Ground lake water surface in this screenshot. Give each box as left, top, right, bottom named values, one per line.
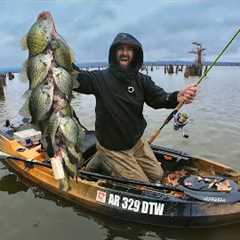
left=0, top=67, right=240, bottom=240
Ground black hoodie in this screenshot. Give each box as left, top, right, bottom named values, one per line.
left=74, top=32, right=179, bottom=151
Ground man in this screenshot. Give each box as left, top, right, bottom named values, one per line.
left=72, top=32, right=197, bottom=182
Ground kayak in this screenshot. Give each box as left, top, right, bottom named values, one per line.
left=0, top=122, right=240, bottom=228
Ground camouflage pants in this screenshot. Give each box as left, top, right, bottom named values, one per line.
left=96, top=138, right=163, bottom=182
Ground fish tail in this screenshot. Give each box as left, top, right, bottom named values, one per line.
left=59, top=178, right=70, bottom=192
left=21, top=34, right=28, bottom=50
left=19, top=60, right=29, bottom=83
left=19, top=95, right=31, bottom=118
left=22, top=89, right=32, bottom=99
left=69, top=47, right=75, bottom=63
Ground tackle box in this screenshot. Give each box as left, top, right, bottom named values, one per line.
left=13, top=128, right=41, bottom=146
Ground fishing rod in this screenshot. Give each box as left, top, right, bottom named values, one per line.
left=1, top=152, right=240, bottom=203
left=148, top=27, right=240, bottom=144
left=78, top=170, right=240, bottom=203
left=0, top=153, right=51, bottom=168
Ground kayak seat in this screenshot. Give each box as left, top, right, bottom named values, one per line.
left=151, top=145, right=191, bottom=171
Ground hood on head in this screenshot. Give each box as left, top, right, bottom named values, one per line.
left=108, top=32, right=143, bottom=70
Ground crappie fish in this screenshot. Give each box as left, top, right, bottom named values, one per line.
left=52, top=98, right=83, bottom=131
left=66, top=144, right=83, bottom=165
left=29, top=81, right=54, bottom=124
left=61, top=146, right=78, bottom=177
left=20, top=11, right=84, bottom=192
left=52, top=93, right=74, bottom=114
left=41, top=107, right=71, bottom=158
left=44, top=111, right=61, bottom=152
left=23, top=11, right=56, bottom=57
left=58, top=116, right=80, bottom=145
left=60, top=102, right=74, bottom=117
left=50, top=96, right=82, bottom=133
left=26, top=50, right=53, bottom=90
left=52, top=67, right=72, bottom=100
left=51, top=36, right=74, bottom=72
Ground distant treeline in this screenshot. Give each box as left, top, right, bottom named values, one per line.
left=144, top=61, right=240, bottom=66
left=75, top=61, right=240, bottom=68
left=0, top=61, right=239, bottom=73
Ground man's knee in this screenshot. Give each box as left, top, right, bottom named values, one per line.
left=148, top=165, right=164, bottom=182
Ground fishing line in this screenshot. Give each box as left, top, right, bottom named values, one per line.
left=148, top=27, right=240, bottom=144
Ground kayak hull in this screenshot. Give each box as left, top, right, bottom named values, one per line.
left=1, top=129, right=240, bottom=228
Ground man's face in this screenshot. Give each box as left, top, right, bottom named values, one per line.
left=116, top=44, right=134, bottom=69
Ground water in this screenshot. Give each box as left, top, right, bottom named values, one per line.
left=0, top=67, right=240, bottom=240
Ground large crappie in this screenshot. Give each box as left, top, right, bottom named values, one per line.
left=58, top=116, right=83, bottom=145
left=61, top=146, right=78, bottom=177
left=43, top=111, right=61, bottom=153
left=66, top=144, right=83, bottom=166
left=43, top=107, right=83, bottom=152
left=23, top=11, right=56, bottom=57
left=52, top=67, right=72, bottom=100
left=26, top=50, right=53, bottom=90
left=51, top=36, right=74, bottom=72
left=29, top=81, right=54, bottom=124
left=53, top=96, right=74, bottom=116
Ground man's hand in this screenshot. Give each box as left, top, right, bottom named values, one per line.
left=177, top=84, right=197, bottom=104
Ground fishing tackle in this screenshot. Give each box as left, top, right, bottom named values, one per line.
left=173, top=112, right=190, bottom=138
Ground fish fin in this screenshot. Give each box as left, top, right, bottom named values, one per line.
left=21, top=34, right=28, bottom=50
left=18, top=95, right=31, bottom=118
left=63, top=151, right=78, bottom=177
left=50, top=38, right=57, bottom=49
left=72, top=62, right=80, bottom=71
left=69, top=47, right=75, bottom=63
left=40, top=136, right=48, bottom=151
left=67, top=144, right=82, bottom=163
left=72, top=107, right=88, bottom=132
left=19, top=60, right=29, bottom=83
left=22, top=89, right=31, bottom=99
left=59, top=178, right=70, bottom=192
left=72, top=71, right=80, bottom=89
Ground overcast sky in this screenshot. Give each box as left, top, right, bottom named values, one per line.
left=0, top=0, right=240, bottom=67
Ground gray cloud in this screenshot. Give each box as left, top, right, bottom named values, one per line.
left=0, top=0, right=239, bottom=68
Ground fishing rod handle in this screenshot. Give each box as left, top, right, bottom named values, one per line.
left=148, top=129, right=161, bottom=144
left=147, top=101, right=184, bottom=144
left=176, top=100, right=184, bottom=111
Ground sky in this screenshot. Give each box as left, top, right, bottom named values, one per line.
left=0, top=0, right=240, bottom=68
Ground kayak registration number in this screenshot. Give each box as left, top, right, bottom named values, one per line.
left=96, top=191, right=165, bottom=216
